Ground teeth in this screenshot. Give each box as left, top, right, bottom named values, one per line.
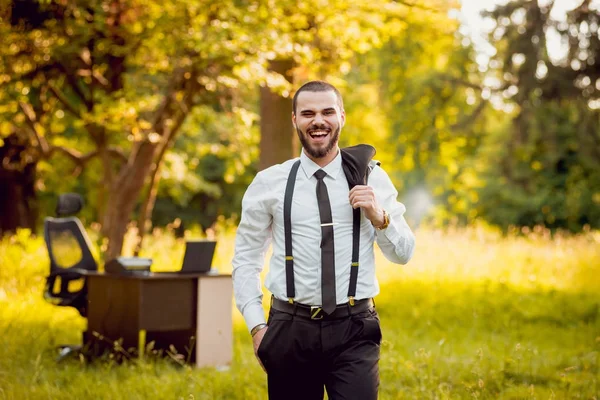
left=310, top=131, right=328, bottom=136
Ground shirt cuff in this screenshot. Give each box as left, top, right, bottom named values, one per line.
left=243, top=302, right=267, bottom=333
left=376, top=217, right=400, bottom=243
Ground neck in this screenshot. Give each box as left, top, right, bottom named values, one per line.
left=304, top=146, right=340, bottom=168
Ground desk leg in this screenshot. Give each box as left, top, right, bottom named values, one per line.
left=138, top=329, right=146, bottom=359
left=195, top=276, right=232, bottom=369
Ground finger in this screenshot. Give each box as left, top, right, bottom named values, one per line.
left=350, top=198, right=374, bottom=208
left=351, top=192, right=374, bottom=201
left=349, top=188, right=375, bottom=202
left=350, top=201, right=372, bottom=210
left=349, top=190, right=374, bottom=202
left=349, top=185, right=373, bottom=195
left=349, top=194, right=375, bottom=207
left=352, top=201, right=377, bottom=210
left=349, top=185, right=371, bottom=192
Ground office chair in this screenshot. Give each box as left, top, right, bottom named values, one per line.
left=43, top=193, right=97, bottom=359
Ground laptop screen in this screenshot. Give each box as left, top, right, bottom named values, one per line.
left=180, top=240, right=216, bottom=273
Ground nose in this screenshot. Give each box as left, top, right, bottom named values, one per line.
left=314, top=113, right=324, bottom=124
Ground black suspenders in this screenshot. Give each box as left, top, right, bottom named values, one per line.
left=283, top=160, right=301, bottom=303
left=283, top=159, right=364, bottom=305
left=347, top=207, right=360, bottom=305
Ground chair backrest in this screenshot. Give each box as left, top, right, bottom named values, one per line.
left=44, top=217, right=98, bottom=274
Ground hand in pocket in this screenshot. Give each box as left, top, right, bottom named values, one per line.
left=253, top=326, right=269, bottom=372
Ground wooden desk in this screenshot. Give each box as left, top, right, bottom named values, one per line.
left=85, top=271, right=232, bottom=368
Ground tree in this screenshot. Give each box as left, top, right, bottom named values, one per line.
left=259, top=59, right=297, bottom=170
left=1, top=0, right=288, bottom=258
left=1, top=0, right=438, bottom=258
left=477, top=0, right=600, bottom=231
left=256, top=1, right=436, bottom=170
left=0, top=133, right=37, bottom=234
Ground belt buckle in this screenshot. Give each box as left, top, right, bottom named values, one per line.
left=310, top=306, right=324, bottom=320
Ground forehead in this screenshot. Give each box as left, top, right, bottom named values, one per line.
left=296, top=90, right=339, bottom=112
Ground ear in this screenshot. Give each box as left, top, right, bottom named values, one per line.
left=340, top=109, right=346, bottom=127
left=291, top=112, right=296, bottom=128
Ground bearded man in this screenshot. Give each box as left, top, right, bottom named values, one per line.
left=232, top=80, right=416, bottom=400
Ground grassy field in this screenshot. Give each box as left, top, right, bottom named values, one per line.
left=0, top=225, right=599, bottom=399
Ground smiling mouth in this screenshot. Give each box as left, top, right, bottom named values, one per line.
left=308, top=129, right=330, bottom=138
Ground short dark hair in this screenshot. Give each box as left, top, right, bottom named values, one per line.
left=292, top=80, right=344, bottom=114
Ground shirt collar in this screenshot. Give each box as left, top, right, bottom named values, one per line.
left=300, top=149, right=342, bottom=180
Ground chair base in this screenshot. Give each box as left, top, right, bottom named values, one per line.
left=56, top=344, right=83, bottom=362
left=54, top=331, right=90, bottom=362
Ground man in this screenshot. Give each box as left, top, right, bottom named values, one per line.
left=232, top=80, right=415, bottom=399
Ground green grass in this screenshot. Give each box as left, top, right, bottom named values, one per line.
left=1, top=225, right=599, bottom=399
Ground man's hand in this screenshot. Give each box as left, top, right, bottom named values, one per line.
left=253, top=326, right=268, bottom=372
left=349, top=185, right=385, bottom=227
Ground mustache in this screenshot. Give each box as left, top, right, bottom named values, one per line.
left=307, top=124, right=330, bottom=133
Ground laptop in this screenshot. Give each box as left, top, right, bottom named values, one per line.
left=180, top=240, right=217, bottom=273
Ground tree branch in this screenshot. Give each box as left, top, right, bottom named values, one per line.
left=48, top=82, right=82, bottom=118
left=18, top=101, right=50, bottom=155
left=437, top=74, right=485, bottom=91
left=92, top=69, right=110, bottom=87
left=48, top=145, right=84, bottom=164
left=436, top=74, right=507, bottom=93
left=151, top=68, right=186, bottom=131
left=75, top=147, right=128, bottom=165
left=58, top=62, right=93, bottom=110
left=14, top=101, right=127, bottom=176
left=134, top=71, right=203, bottom=254
left=46, top=146, right=127, bottom=177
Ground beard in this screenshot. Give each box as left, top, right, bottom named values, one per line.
left=296, top=123, right=340, bottom=160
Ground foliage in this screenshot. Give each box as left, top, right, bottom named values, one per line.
left=340, top=1, right=488, bottom=227
left=2, top=0, right=599, bottom=239
left=341, top=0, right=600, bottom=232
left=1, top=226, right=599, bottom=398
left=152, top=105, right=260, bottom=231
left=476, top=0, right=600, bottom=232
left=1, top=0, right=289, bottom=256
left=0, top=0, right=426, bottom=256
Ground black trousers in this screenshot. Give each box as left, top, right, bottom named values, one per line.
left=256, top=306, right=382, bottom=400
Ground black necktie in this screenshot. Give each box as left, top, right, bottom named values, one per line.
left=314, top=169, right=336, bottom=314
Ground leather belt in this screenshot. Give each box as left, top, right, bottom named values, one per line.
left=270, top=296, right=374, bottom=320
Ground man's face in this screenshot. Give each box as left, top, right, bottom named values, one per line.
left=292, top=90, right=345, bottom=160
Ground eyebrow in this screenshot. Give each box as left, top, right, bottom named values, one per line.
left=299, top=107, right=337, bottom=114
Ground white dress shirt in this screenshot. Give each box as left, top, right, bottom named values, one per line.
left=232, top=150, right=416, bottom=331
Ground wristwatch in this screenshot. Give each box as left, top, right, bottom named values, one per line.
left=375, top=209, right=390, bottom=230
left=251, top=323, right=268, bottom=337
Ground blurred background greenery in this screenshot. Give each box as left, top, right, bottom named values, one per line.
left=2, top=0, right=598, bottom=258
left=1, top=1, right=600, bottom=398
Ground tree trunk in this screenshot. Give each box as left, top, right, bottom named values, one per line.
left=0, top=135, right=38, bottom=235
left=259, top=59, right=298, bottom=170
left=100, top=69, right=197, bottom=260
left=132, top=150, right=164, bottom=257
left=102, top=140, right=158, bottom=260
